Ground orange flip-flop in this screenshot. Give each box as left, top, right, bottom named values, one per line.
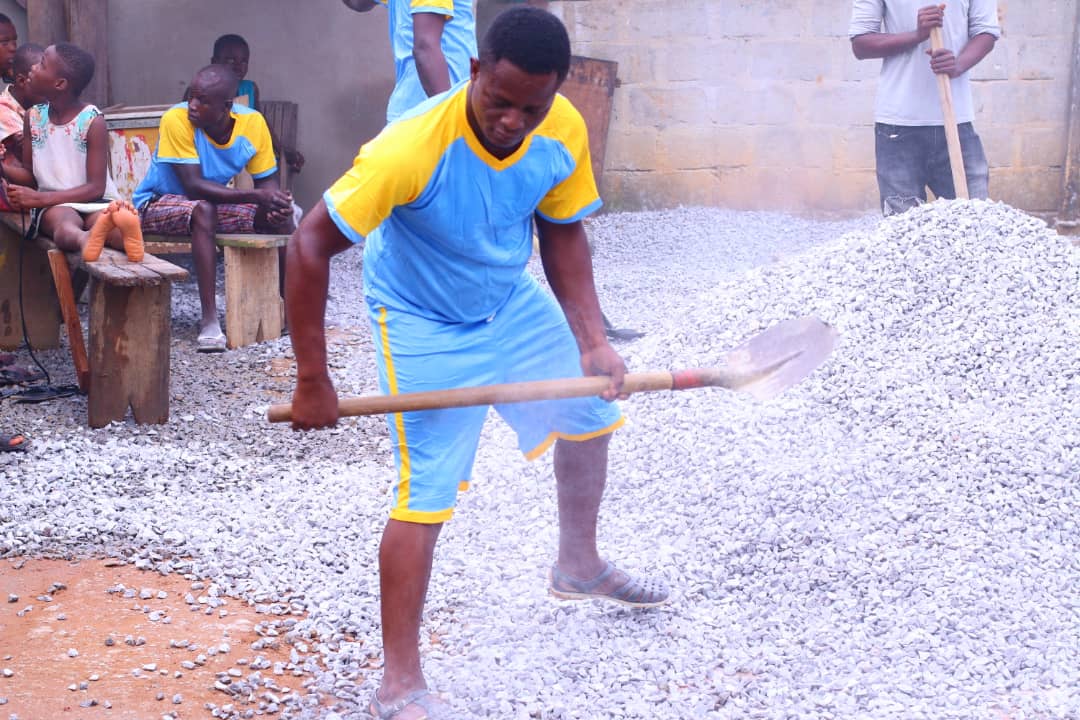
left=1, top=433, right=28, bottom=452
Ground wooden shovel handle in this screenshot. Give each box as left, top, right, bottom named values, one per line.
left=929, top=25, right=969, bottom=199
left=266, top=368, right=733, bottom=423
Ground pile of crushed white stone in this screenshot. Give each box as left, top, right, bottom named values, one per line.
left=1, top=199, right=1077, bottom=719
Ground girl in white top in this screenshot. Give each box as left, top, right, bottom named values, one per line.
left=1, top=42, right=142, bottom=261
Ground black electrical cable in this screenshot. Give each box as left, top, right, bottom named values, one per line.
left=3, top=165, right=81, bottom=404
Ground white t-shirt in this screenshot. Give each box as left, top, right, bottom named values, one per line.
left=850, top=0, right=1000, bottom=126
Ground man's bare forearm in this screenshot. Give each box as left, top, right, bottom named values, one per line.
left=286, top=203, right=356, bottom=384
left=955, top=33, right=996, bottom=75
left=537, top=218, right=607, bottom=353
left=851, top=31, right=924, bottom=60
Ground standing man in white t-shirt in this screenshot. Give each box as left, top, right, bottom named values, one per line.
left=850, top=2, right=1000, bottom=215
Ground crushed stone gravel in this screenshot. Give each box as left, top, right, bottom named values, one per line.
left=1, top=200, right=1077, bottom=719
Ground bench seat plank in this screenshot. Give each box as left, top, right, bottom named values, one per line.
left=215, top=233, right=289, bottom=249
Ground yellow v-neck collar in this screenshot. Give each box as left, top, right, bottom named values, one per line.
left=204, top=111, right=239, bottom=149
left=460, top=84, right=533, bottom=171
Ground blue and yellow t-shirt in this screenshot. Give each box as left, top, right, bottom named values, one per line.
left=380, top=0, right=477, bottom=123
left=132, top=103, right=277, bottom=208
left=325, top=83, right=601, bottom=324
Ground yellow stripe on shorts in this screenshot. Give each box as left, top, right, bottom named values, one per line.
left=377, top=307, right=414, bottom=513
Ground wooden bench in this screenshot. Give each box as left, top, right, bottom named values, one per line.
left=0, top=213, right=189, bottom=428
left=142, top=232, right=287, bottom=349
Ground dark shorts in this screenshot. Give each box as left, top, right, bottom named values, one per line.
left=138, top=194, right=257, bottom=235
left=874, top=122, right=990, bottom=216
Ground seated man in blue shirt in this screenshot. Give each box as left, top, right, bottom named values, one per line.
left=133, top=65, right=293, bottom=352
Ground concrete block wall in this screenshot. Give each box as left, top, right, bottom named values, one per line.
left=552, top=0, right=1077, bottom=215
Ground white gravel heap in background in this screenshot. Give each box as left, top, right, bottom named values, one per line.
left=1, top=200, right=1077, bottom=719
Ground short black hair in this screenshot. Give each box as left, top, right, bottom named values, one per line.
left=212, top=33, right=249, bottom=58
left=195, top=64, right=240, bottom=101
left=14, top=43, right=44, bottom=77
left=0, top=13, right=12, bottom=27
left=53, top=43, right=95, bottom=96
left=479, top=6, right=571, bottom=83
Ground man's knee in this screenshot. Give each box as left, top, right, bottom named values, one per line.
left=874, top=124, right=927, bottom=216
left=190, top=200, right=215, bottom=233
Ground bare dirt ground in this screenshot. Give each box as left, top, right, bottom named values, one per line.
left=0, top=558, right=321, bottom=720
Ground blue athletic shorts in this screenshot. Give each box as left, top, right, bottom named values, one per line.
left=367, top=274, right=624, bottom=524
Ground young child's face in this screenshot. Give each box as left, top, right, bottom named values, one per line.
left=28, top=46, right=64, bottom=100
left=0, top=23, right=18, bottom=80
left=213, top=43, right=249, bottom=82
left=15, top=53, right=45, bottom=105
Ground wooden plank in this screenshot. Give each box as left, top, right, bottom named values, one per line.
left=1059, top=4, right=1080, bottom=232
left=0, top=224, right=62, bottom=351
left=27, top=0, right=67, bottom=45
left=261, top=101, right=298, bottom=151
left=261, top=101, right=298, bottom=190
left=224, top=245, right=283, bottom=348
left=66, top=0, right=110, bottom=108
left=83, top=248, right=187, bottom=284
left=84, top=250, right=164, bottom=286
left=559, top=55, right=619, bottom=188
left=148, top=232, right=289, bottom=250
left=87, top=280, right=172, bottom=427
left=139, top=254, right=190, bottom=281
left=145, top=240, right=196, bottom=256
left=216, top=233, right=290, bottom=249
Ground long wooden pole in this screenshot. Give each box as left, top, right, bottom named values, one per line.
left=929, top=26, right=969, bottom=199
left=1058, top=2, right=1080, bottom=235
left=268, top=317, right=839, bottom=423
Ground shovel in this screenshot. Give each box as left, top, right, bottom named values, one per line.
left=267, top=317, right=837, bottom=423
left=930, top=18, right=969, bottom=199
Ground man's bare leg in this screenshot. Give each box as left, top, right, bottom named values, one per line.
left=375, top=519, right=442, bottom=720
left=554, top=435, right=611, bottom=580
left=189, top=200, right=221, bottom=336
left=553, top=434, right=667, bottom=600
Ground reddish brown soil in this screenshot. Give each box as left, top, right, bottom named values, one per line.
left=0, top=558, right=321, bottom=720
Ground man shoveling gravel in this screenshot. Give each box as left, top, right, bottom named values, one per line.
left=285, top=8, right=667, bottom=718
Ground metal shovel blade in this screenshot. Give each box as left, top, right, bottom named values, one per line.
left=720, top=317, right=838, bottom=400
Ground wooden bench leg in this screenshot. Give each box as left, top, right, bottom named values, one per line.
left=46, top=249, right=91, bottom=393
left=87, top=279, right=172, bottom=428
left=0, top=229, right=61, bottom=350
left=223, top=245, right=282, bottom=349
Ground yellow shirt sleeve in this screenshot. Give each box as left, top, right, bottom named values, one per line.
left=243, top=112, right=278, bottom=179
left=156, top=107, right=199, bottom=162
left=324, top=121, right=434, bottom=243
left=536, top=97, right=601, bottom=222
